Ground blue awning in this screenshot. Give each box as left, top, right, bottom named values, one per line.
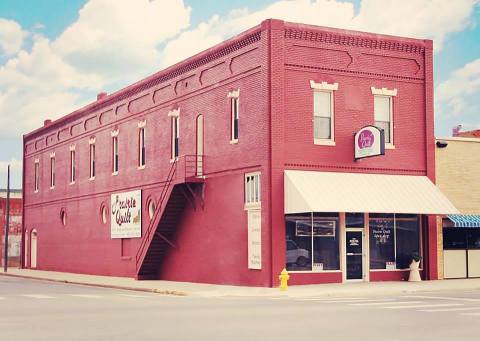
left=447, top=214, right=480, bottom=228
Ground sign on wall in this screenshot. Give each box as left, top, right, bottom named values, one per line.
left=247, top=209, right=262, bottom=270
left=111, top=190, right=142, bottom=239
left=354, top=125, right=385, bottom=160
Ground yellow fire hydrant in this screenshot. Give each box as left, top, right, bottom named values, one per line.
left=279, top=268, right=290, bottom=291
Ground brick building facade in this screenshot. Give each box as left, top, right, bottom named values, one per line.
left=22, top=20, right=456, bottom=286
left=1, top=189, right=22, bottom=268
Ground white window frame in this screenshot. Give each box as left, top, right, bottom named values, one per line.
left=50, top=153, right=55, bottom=189
left=34, top=159, right=39, bottom=192
left=168, top=109, right=180, bottom=162
left=69, top=145, right=76, bottom=184
left=89, top=138, right=96, bottom=180
left=228, top=89, right=240, bottom=144
left=372, top=86, right=397, bottom=149
left=244, top=172, right=261, bottom=209
left=111, top=130, right=119, bottom=175
left=310, top=80, right=337, bottom=146
left=138, top=120, right=146, bottom=169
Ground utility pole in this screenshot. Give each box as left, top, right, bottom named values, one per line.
left=3, top=165, right=10, bottom=272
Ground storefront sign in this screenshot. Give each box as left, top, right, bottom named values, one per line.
left=247, top=209, right=262, bottom=270
left=354, top=125, right=385, bottom=160
left=111, top=190, right=142, bottom=239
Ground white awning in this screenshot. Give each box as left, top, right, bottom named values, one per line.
left=285, top=170, right=459, bottom=215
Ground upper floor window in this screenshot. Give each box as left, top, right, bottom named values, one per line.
left=245, top=172, right=261, bottom=207
left=138, top=121, right=146, bottom=168
left=34, top=159, right=39, bottom=192
left=168, top=109, right=180, bottom=160
left=228, top=89, right=240, bottom=143
left=311, top=80, right=338, bottom=146
left=69, top=146, right=76, bottom=184
left=89, top=138, right=96, bottom=179
left=50, top=153, right=55, bottom=188
left=372, top=87, right=397, bottom=146
left=111, top=130, right=119, bottom=174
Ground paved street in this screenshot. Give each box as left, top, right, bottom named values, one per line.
left=2, top=276, right=480, bottom=340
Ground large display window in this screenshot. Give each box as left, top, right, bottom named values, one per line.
left=369, top=214, right=420, bottom=270
left=285, top=213, right=339, bottom=271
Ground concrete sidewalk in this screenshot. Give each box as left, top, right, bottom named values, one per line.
left=2, top=268, right=480, bottom=298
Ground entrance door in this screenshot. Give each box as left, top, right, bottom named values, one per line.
left=196, top=114, right=203, bottom=176
left=30, top=229, right=37, bottom=269
left=346, top=230, right=363, bottom=280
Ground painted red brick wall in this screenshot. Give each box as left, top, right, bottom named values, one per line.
left=23, top=24, right=271, bottom=285
left=23, top=19, right=436, bottom=286
left=268, top=21, right=435, bottom=285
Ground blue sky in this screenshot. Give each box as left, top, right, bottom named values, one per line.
left=0, top=0, right=479, bottom=188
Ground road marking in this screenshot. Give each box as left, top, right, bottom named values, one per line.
left=350, top=300, right=423, bottom=306
left=117, top=294, right=150, bottom=298
left=22, top=294, right=55, bottom=299
left=321, top=299, right=395, bottom=304
left=402, top=295, right=480, bottom=303
left=0, top=297, right=5, bottom=300
left=69, top=294, right=103, bottom=299
left=295, top=297, right=370, bottom=302
left=420, top=307, right=480, bottom=313
left=384, top=303, right=463, bottom=310
left=461, top=312, right=480, bottom=316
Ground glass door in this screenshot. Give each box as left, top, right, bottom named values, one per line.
left=346, top=230, right=363, bottom=280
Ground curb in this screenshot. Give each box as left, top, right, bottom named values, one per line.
left=0, top=272, right=189, bottom=297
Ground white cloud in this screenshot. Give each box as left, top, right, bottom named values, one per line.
left=160, top=0, right=478, bottom=67
left=0, top=0, right=478, bottom=140
left=53, top=0, right=191, bottom=81
left=436, top=58, right=480, bottom=125
left=0, top=18, right=28, bottom=56
left=0, top=0, right=191, bottom=137
left=0, top=157, right=22, bottom=181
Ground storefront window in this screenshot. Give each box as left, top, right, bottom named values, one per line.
left=443, top=228, right=467, bottom=249
left=346, top=213, right=364, bottom=228
left=285, top=213, right=339, bottom=271
left=395, top=214, right=420, bottom=269
left=369, top=214, right=395, bottom=269
left=467, top=230, right=480, bottom=250
left=369, top=214, right=421, bottom=270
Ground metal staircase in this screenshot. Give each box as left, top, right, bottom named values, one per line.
left=135, top=155, right=204, bottom=280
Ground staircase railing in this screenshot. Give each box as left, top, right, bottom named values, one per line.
left=135, top=159, right=178, bottom=270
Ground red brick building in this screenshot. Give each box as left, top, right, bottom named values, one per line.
left=22, top=20, right=457, bottom=286
left=1, top=189, right=22, bottom=268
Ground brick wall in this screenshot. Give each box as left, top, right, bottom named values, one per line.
left=435, top=138, right=480, bottom=214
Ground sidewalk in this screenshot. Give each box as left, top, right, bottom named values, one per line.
left=2, top=268, right=480, bottom=298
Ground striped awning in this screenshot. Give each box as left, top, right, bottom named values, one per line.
left=447, top=214, right=480, bottom=228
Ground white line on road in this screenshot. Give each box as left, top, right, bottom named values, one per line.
left=461, top=312, right=480, bottom=316
left=420, top=307, right=480, bottom=313
left=117, top=294, right=150, bottom=298
left=384, top=303, right=463, bottom=310
left=0, top=297, right=5, bottom=300
left=69, top=294, right=103, bottom=298
left=295, top=297, right=370, bottom=302
left=350, top=300, right=423, bottom=306
left=22, top=294, right=55, bottom=299
left=321, top=299, right=396, bottom=304
left=402, top=295, right=480, bottom=303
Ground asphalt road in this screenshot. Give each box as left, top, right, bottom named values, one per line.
left=2, top=276, right=480, bottom=341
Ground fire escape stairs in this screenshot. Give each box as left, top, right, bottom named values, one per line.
left=135, top=155, right=204, bottom=280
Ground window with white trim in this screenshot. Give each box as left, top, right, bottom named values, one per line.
left=89, top=142, right=95, bottom=179
left=372, top=86, right=397, bottom=145
left=34, top=160, right=39, bottom=192
left=70, top=149, right=76, bottom=183
left=228, top=89, right=240, bottom=143
left=171, top=116, right=179, bottom=160
left=112, top=135, right=119, bottom=174
left=245, top=172, right=261, bottom=206
left=231, top=97, right=239, bottom=141
left=139, top=126, right=146, bottom=167
left=311, top=81, right=337, bottom=145
left=50, top=155, right=55, bottom=188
